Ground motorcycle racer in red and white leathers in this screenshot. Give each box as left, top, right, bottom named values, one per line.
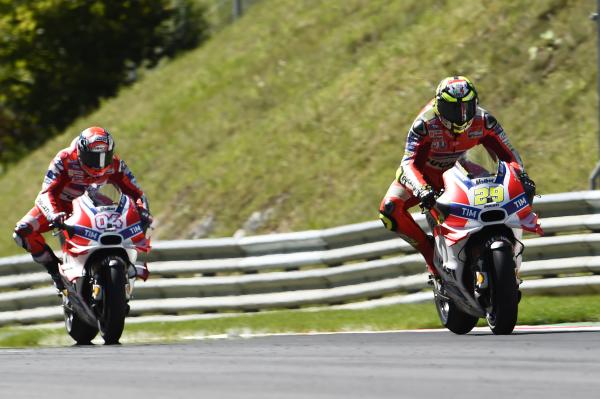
left=379, top=76, right=536, bottom=275
left=12, top=127, right=152, bottom=292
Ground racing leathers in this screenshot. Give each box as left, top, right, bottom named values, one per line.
left=379, top=101, right=526, bottom=274
left=13, top=139, right=149, bottom=269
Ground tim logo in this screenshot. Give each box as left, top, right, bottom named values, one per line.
left=461, top=207, right=478, bottom=218
left=514, top=196, right=528, bottom=209
left=83, top=229, right=98, bottom=240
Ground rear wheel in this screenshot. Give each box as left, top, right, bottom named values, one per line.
left=97, top=257, right=128, bottom=345
left=434, top=289, right=478, bottom=335
left=486, top=247, right=519, bottom=335
left=64, top=278, right=98, bottom=344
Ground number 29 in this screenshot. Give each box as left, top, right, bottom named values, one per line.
left=474, top=186, right=504, bottom=205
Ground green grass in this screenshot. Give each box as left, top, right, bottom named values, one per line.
left=0, top=0, right=597, bottom=256
left=1, top=295, right=599, bottom=348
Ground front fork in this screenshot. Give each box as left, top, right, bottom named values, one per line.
left=89, top=262, right=127, bottom=314
left=91, top=261, right=149, bottom=303
left=472, top=237, right=522, bottom=307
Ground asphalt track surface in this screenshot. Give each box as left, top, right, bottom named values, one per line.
left=1, top=326, right=599, bottom=399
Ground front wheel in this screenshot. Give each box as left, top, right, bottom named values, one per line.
left=434, top=289, right=478, bottom=335
left=97, top=256, right=128, bottom=345
left=486, top=247, right=519, bottom=335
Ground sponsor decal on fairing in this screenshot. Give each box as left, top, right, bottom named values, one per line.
left=502, top=193, right=529, bottom=215
left=72, top=225, right=101, bottom=241
left=120, top=223, right=144, bottom=239
left=448, top=204, right=481, bottom=220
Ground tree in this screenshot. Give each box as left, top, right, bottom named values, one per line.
left=0, top=0, right=208, bottom=169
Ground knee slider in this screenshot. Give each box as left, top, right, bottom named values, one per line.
left=13, top=223, right=33, bottom=250
left=379, top=199, right=399, bottom=232
left=13, top=231, right=28, bottom=251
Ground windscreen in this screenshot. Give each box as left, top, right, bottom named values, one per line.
left=86, top=183, right=122, bottom=206
left=456, top=147, right=500, bottom=178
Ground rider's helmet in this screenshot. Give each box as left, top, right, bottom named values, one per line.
left=76, top=127, right=115, bottom=177
left=433, top=76, right=478, bottom=134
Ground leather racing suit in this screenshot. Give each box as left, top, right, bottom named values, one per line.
left=13, top=138, right=149, bottom=265
left=379, top=101, right=525, bottom=273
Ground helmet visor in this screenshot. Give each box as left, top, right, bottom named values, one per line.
left=79, top=149, right=113, bottom=170
left=437, top=99, right=477, bottom=124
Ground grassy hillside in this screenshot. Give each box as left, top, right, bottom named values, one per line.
left=0, top=0, right=596, bottom=256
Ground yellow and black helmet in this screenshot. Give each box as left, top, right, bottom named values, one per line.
left=433, top=76, right=478, bottom=134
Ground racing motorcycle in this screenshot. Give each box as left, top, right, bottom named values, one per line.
left=53, top=183, right=150, bottom=344
left=426, top=150, right=542, bottom=335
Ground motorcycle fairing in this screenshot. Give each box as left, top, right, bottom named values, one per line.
left=435, top=161, right=542, bottom=246
left=433, top=232, right=487, bottom=318
left=60, top=189, right=151, bottom=282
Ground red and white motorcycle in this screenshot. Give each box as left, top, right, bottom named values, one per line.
left=54, top=183, right=150, bottom=344
left=428, top=150, right=542, bottom=335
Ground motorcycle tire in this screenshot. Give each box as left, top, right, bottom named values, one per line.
left=486, top=246, right=519, bottom=335
left=434, top=291, right=478, bottom=335
left=64, top=278, right=99, bottom=344
left=97, top=256, right=128, bottom=345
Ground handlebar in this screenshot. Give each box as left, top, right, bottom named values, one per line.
left=51, top=221, right=75, bottom=236
left=418, top=189, right=444, bottom=214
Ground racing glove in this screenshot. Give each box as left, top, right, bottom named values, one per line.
left=138, top=207, right=153, bottom=230
left=519, top=173, right=536, bottom=204
left=47, top=212, right=66, bottom=228
left=417, top=187, right=437, bottom=211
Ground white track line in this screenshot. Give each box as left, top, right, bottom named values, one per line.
left=182, top=323, right=600, bottom=340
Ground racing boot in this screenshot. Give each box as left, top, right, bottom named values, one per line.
left=43, top=261, right=65, bottom=294
left=36, top=246, right=65, bottom=295
left=421, top=235, right=438, bottom=276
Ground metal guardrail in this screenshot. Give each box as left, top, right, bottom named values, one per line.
left=2, top=191, right=599, bottom=274
left=3, top=231, right=600, bottom=288
left=1, top=250, right=598, bottom=313
left=1, top=272, right=599, bottom=326
left=0, top=191, right=599, bottom=326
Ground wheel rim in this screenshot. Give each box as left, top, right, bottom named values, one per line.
left=435, top=295, right=450, bottom=324
left=486, top=311, right=497, bottom=328
left=64, top=295, right=74, bottom=332
left=65, top=310, right=74, bottom=332
left=485, top=300, right=496, bottom=327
